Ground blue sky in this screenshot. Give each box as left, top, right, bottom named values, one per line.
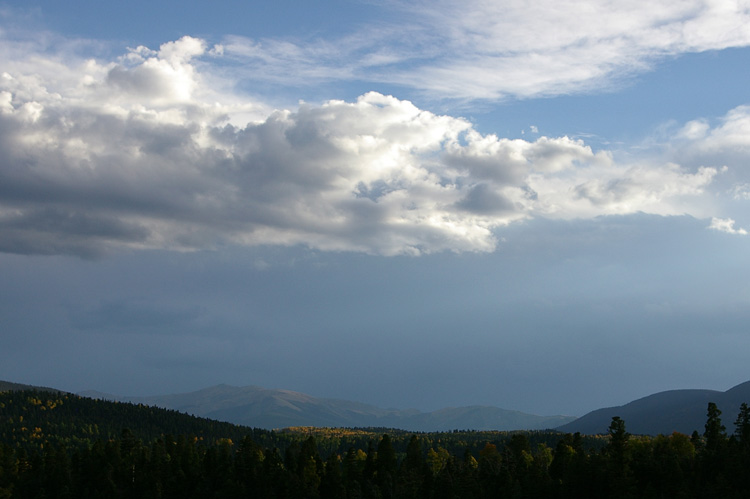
left=1, top=0, right=750, bottom=417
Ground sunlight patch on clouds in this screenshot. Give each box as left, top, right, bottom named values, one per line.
left=0, top=37, right=737, bottom=257
left=106, top=37, right=205, bottom=104
left=530, top=164, right=719, bottom=219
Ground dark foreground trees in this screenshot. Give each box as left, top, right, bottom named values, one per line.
left=2, top=395, right=750, bottom=498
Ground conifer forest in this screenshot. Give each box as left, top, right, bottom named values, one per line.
left=1, top=390, right=750, bottom=498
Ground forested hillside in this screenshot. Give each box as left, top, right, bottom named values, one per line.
left=0, top=390, right=266, bottom=451
left=0, top=381, right=65, bottom=393
left=2, top=390, right=750, bottom=498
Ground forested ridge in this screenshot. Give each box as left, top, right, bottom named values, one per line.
left=1, top=390, right=750, bottom=498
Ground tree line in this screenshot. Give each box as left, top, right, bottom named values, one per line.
left=1, top=390, right=750, bottom=497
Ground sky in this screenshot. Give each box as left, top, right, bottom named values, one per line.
left=1, top=0, right=750, bottom=418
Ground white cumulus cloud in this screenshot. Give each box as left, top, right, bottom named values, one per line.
left=0, top=36, right=734, bottom=257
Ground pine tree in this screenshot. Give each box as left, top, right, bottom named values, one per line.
left=733, top=402, right=750, bottom=448
left=704, top=402, right=726, bottom=454
left=605, top=416, right=633, bottom=499
left=377, top=434, right=397, bottom=498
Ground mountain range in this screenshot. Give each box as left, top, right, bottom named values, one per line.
left=80, top=384, right=574, bottom=432
left=6, top=379, right=750, bottom=435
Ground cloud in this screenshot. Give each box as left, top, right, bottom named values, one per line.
left=674, top=106, right=750, bottom=159
left=219, top=0, right=750, bottom=101
left=106, top=37, right=205, bottom=103
left=664, top=105, right=750, bottom=212
left=732, top=184, right=750, bottom=200
left=401, top=0, right=750, bottom=100
left=709, top=217, right=748, bottom=235
left=0, top=36, right=733, bottom=257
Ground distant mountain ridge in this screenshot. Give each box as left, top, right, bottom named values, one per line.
left=79, top=384, right=575, bottom=431
left=556, top=380, right=750, bottom=436
left=14, top=378, right=750, bottom=435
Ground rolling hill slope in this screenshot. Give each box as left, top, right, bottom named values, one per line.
left=557, top=380, right=750, bottom=435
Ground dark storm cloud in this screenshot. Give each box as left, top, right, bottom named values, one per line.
left=69, top=301, right=203, bottom=334
left=2, top=215, right=750, bottom=414
left=0, top=207, right=149, bottom=258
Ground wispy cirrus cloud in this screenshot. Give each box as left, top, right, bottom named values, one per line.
left=218, top=0, right=750, bottom=101
left=398, top=0, right=750, bottom=100
left=0, top=34, right=737, bottom=257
